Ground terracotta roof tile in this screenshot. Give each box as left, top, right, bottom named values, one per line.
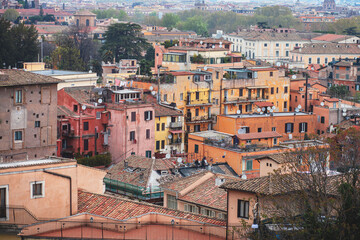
left=78, top=190, right=226, bottom=226
left=292, top=43, right=360, bottom=55
left=0, top=69, right=62, bottom=87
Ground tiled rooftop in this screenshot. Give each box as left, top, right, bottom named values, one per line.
left=292, top=43, right=360, bottom=55
left=0, top=69, right=62, bottom=87
left=78, top=190, right=226, bottom=226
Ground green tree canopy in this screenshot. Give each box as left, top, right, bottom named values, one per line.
left=3, top=9, right=19, bottom=22
left=0, top=18, right=15, bottom=67
left=101, top=23, right=150, bottom=62
left=161, top=13, right=180, bottom=29
left=10, top=23, right=39, bottom=63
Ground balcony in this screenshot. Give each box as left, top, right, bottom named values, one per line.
left=186, top=115, right=214, bottom=123
left=223, top=96, right=269, bottom=104
left=169, top=121, right=182, bottom=129
left=169, top=138, right=182, bottom=145
left=62, top=129, right=75, bottom=137
left=186, top=99, right=212, bottom=107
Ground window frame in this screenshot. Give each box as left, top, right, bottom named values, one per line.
left=14, top=130, right=23, bottom=142
left=15, top=89, right=23, bottom=104
left=30, top=181, right=45, bottom=199
left=237, top=200, right=249, bottom=219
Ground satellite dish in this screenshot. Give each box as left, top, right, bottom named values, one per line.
left=261, top=107, right=265, bottom=112
left=238, top=128, right=245, bottom=134
left=151, top=91, right=156, bottom=95
left=272, top=106, right=276, bottom=110
left=241, top=174, right=247, bottom=180
left=260, top=112, right=264, bottom=115
left=204, top=66, right=208, bottom=71
left=267, top=107, right=271, bottom=111
left=168, top=134, right=173, bottom=139
left=165, top=153, right=171, bottom=159
left=295, top=108, right=299, bottom=113
left=81, top=105, right=87, bottom=110
left=149, top=86, right=153, bottom=91
left=270, top=109, right=274, bottom=113
left=98, top=91, right=103, bottom=95
left=98, top=98, right=103, bottom=104
left=200, top=41, right=203, bottom=45
left=320, top=102, right=324, bottom=106
left=257, top=108, right=261, bottom=112
left=177, top=158, right=182, bottom=163
left=292, top=75, right=297, bottom=80
left=212, top=45, right=215, bottom=49
left=276, top=62, right=281, bottom=67
left=236, top=110, right=241, bottom=114
left=297, top=105, right=302, bottom=109
left=219, top=41, right=223, bottom=45
left=343, top=108, right=347, bottom=112
left=342, top=112, right=346, bottom=116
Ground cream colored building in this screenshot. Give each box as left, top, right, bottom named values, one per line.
left=23, top=62, right=45, bottom=71
left=223, top=32, right=310, bottom=63
left=32, top=70, right=98, bottom=90
left=290, top=43, right=360, bottom=68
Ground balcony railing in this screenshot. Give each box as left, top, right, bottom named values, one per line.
left=169, top=122, right=182, bottom=128
left=186, top=115, right=213, bottom=122
left=186, top=99, right=212, bottom=106
left=169, top=138, right=182, bottom=145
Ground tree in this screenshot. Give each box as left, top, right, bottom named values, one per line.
left=3, top=9, right=19, bottom=22
left=162, top=40, right=179, bottom=49
left=11, top=23, right=39, bottom=63
left=161, top=13, right=180, bottom=29
left=343, top=26, right=358, bottom=36
left=51, top=46, right=85, bottom=71
left=101, top=23, right=150, bottom=62
left=328, top=85, right=350, bottom=98
left=0, top=18, right=15, bottom=67
left=24, top=0, right=29, bottom=9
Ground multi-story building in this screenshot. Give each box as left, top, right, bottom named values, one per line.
left=0, top=70, right=61, bottom=161
left=312, top=34, right=360, bottom=44
left=221, top=67, right=290, bottom=114
left=106, top=88, right=155, bottom=162
left=299, top=16, right=336, bottom=31
left=223, top=32, right=310, bottom=63
left=57, top=87, right=110, bottom=158
left=326, top=59, right=360, bottom=95
left=290, top=43, right=360, bottom=68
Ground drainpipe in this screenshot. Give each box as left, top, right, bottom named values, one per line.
left=44, top=170, right=72, bottom=216
left=225, top=190, right=229, bottom=240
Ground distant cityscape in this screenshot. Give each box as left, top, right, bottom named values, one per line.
left=0, top=0, right=360, bottom=239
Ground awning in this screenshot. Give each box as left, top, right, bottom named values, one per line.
left=169, top=130, right=183, bottom=134
left=254, top=102, right=274, bottom=107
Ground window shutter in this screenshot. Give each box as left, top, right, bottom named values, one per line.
left=305, top=123, right=308, bottom=132
left=299, top=123, right=302, bottom=132
left=150, top=111, right=153, bottom=120
left=201, top=209, right=205, bottom=215
left=195, top=206, right=199, bottom=214
left=291, top=123, right=294, bottom=133
left=144, top=112, right=147, bottom=121
left=184, top=204, right=188, bottom=212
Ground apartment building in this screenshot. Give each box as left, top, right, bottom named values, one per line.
left=221, top=67, right=290, bottom=114
left=57, top=87, right=110, bottom=158
left=223, top=32, right=310, bottom=63
left=0, top=70, right=61, bottom=161
left=290, top=43, right=360, bottom=68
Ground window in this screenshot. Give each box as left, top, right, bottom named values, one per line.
left=164, top=94, right=167, bottom=102
left=317, top=57, right=320, bottom=64
left=195, top=108, right=199, bottom=116
left=0, top=186, right=9, bottom=220
left=157, top=123, right=161, bottom=132
left=196, top=92, right=200, bottom=100
left=218, top=213, right=227, bottom=220
left=161, top=123, right=165, bottom=131
left=216, top=72, right=219, bottom=79
left=321, top=116, right=325, bottom=123
left=264, top=43, right=267, bottom=47
left=194, top=125, right=200, bottom=132
left=184, top=204, right=199, bottom=214
left=83, top=139, right=89, bottom=151
left=156, top=141, right=160, bottom=150
left=271, top=87, right=274, bottom=94
left=276, top=51, right=279, bottom=57
left=286, top=43, right=289, bottom=47
left=35, top=121, right=40, bottom=128
left=274, top=138, right=277, bottom=145
left=130, top=131, right=135, bottom=141
left=15, top=90, right=22, bottom=104
left=144, top=111, right=153, bottom=121
left=239, top=88, right=243, bottom=97
left=73, top=105, right=78, bottom=112
left=325, top=58, right=328, bottom=64
left=167, top=195, right=177, bottom=210
left=257, top=128, right=262, bottom=133
left=272, top=127, right=276, bottom=132
left=145, top=150, right=151, bottom=158
left=284, top=86, right=288, bottom=93
left=131, top=112, right=136, bottom=122
left=201, top=208, right=215, bottom=217
left=285, top=123, right=294, bottom=133
left=276, top=87, right=279, bottom=94
left=245, top=104, right=252, bottom=112
left=194, top=144, right=199, bottom=153
left=299, top=122, right=308, bottom=133
left=180, top=93, right=183, bottom=101
left=83, top=122, right=89, bottom=131
left=346, top=74, right=349, bottom=80
left=284, top=101, right=287, bottom=109
left=31, top=181, right=44, bottom=199
left=246, top=140, right=251, bottom=144
left=146, top=129, right=150, bottom=139
left=270, top=72, right=273, bottom=77
left=161, top=140, right=165, bottom=149
left=309, top=58, right=312, bottom=64
left=237, top=200, right=249, bottom=219
left=286, top=51, right=289, bottom=57
left=276, top=43, right=279, bottom=47
left=14, top=131, right=22, bottom=141
left=246, top=160, right=252, bottom=170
